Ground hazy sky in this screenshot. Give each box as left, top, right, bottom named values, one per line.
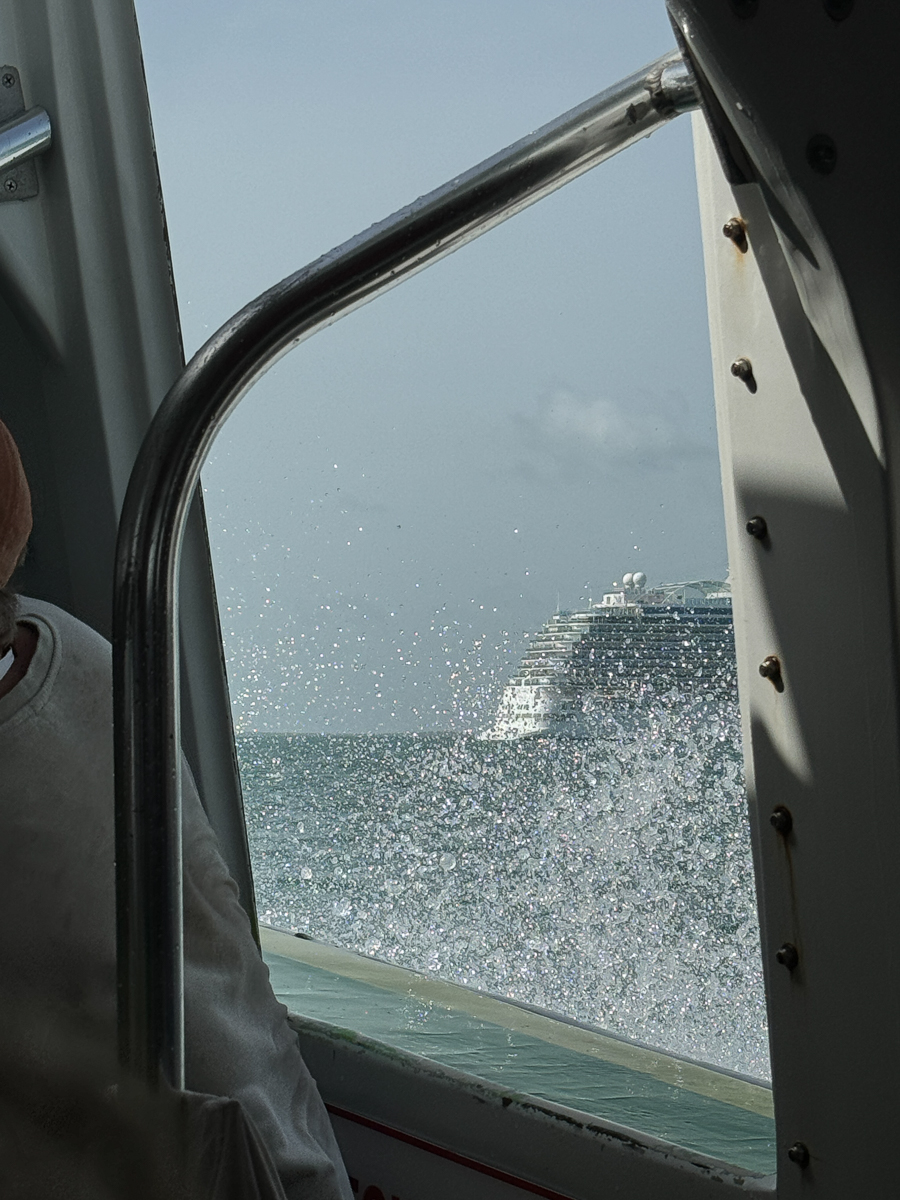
left=134, top=1, right=725, bottom=733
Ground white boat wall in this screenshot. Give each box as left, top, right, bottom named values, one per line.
left=678, top=3, right=900, bottom=1194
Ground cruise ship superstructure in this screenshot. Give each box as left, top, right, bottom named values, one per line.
left=486, top=573, right=734, bottom=739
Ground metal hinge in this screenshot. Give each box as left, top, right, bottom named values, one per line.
left=0, top=65, right=52, bottom=201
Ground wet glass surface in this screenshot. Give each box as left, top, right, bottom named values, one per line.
left=241, top=691, right=768, bottom=1081
left=200, top=139, right=770, bottom=1087
left=135, top=0, right=769, bottom=1135
left=135, top=0, right=773, bottom=1168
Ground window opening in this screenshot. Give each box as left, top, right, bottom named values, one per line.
left=137, top=0, right=772, bottom=1174
left=202, top=156, right=771, bottom=1171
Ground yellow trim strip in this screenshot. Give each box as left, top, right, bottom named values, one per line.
left=261, top=926, right=773, bottom=1119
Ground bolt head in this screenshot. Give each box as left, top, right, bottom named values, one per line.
left=4, top=177, right=17, bottom=193
left=788, top=1142, right=810, bottom=1168
left=722, top=217, right=748, bottom=250
left=1, top=73, right=15, bottom=89
left=807, top=134, right=837, bottom=175
left=746, top=515, right=768, bottom=540
left=731, top=357, right=753, bottom=380
left=770, top=806, right=793, bottom=835
left=759, top=654, right=781, bottom=680
left=776, top=942, right=799, bottom=971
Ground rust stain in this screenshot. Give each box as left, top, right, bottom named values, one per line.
left=777, top=824, right=803, bottom=974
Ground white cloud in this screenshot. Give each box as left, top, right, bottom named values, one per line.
left=511, top=386, right=716, bottom=479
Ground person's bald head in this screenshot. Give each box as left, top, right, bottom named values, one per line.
left=0, top=419, right=31, bottom=588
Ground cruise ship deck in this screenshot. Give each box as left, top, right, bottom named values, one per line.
left=487, top=579, right=735, bottom=738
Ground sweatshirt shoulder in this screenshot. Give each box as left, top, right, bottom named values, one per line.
left=17, top=597, right=111, bottom=692
left=17, top=597, right=111, bottom=660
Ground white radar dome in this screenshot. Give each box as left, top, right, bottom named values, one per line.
left=632, top=571, right=647, bottom=588
left=622, top=572, right=634, bottom=587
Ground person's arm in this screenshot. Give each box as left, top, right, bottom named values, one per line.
left=180, top=765, right=352, bottom=1200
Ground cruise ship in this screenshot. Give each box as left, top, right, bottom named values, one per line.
left=485, top=573, right=735, bottom=739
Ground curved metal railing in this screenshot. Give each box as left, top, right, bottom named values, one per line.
left=113, top=49, right=697, bottom=1088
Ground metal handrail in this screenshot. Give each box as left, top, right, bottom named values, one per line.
left=113, top=49, right=698, bottom=1088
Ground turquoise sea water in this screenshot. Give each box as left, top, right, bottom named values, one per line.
left=265, top=948, right=775, bottom=1175
left=238, top=696, right=769, bottom=1082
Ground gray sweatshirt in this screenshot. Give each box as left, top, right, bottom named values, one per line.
left=0, top=597, right=351, bottom=1199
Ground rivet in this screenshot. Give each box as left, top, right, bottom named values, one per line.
left=823, top=0, right=853, bottom=19
left=759, top=655, right=783, bottom=691
left=722, top=217, right=748, bottom=252
left=4, top=178, right=17, bottom=194
left=770, top=806, right=793, bottom=835
left=1, top=72, right=15, bottom=89
left=746, top=515, right=768, bottom=540
left=730, top=0, right=759, bottom=15
left=776, top=942, right=799, bottom=971
left=759, top=654, right=781, bottom=680
left=788, top=1142, right=810, bottom=1168
left=807, top=134, right=837, bottom=175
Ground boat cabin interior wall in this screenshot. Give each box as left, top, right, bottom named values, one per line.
left=0, top=1, right=255, bottom=921
left=2, top=0, right=899, bottom=1196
